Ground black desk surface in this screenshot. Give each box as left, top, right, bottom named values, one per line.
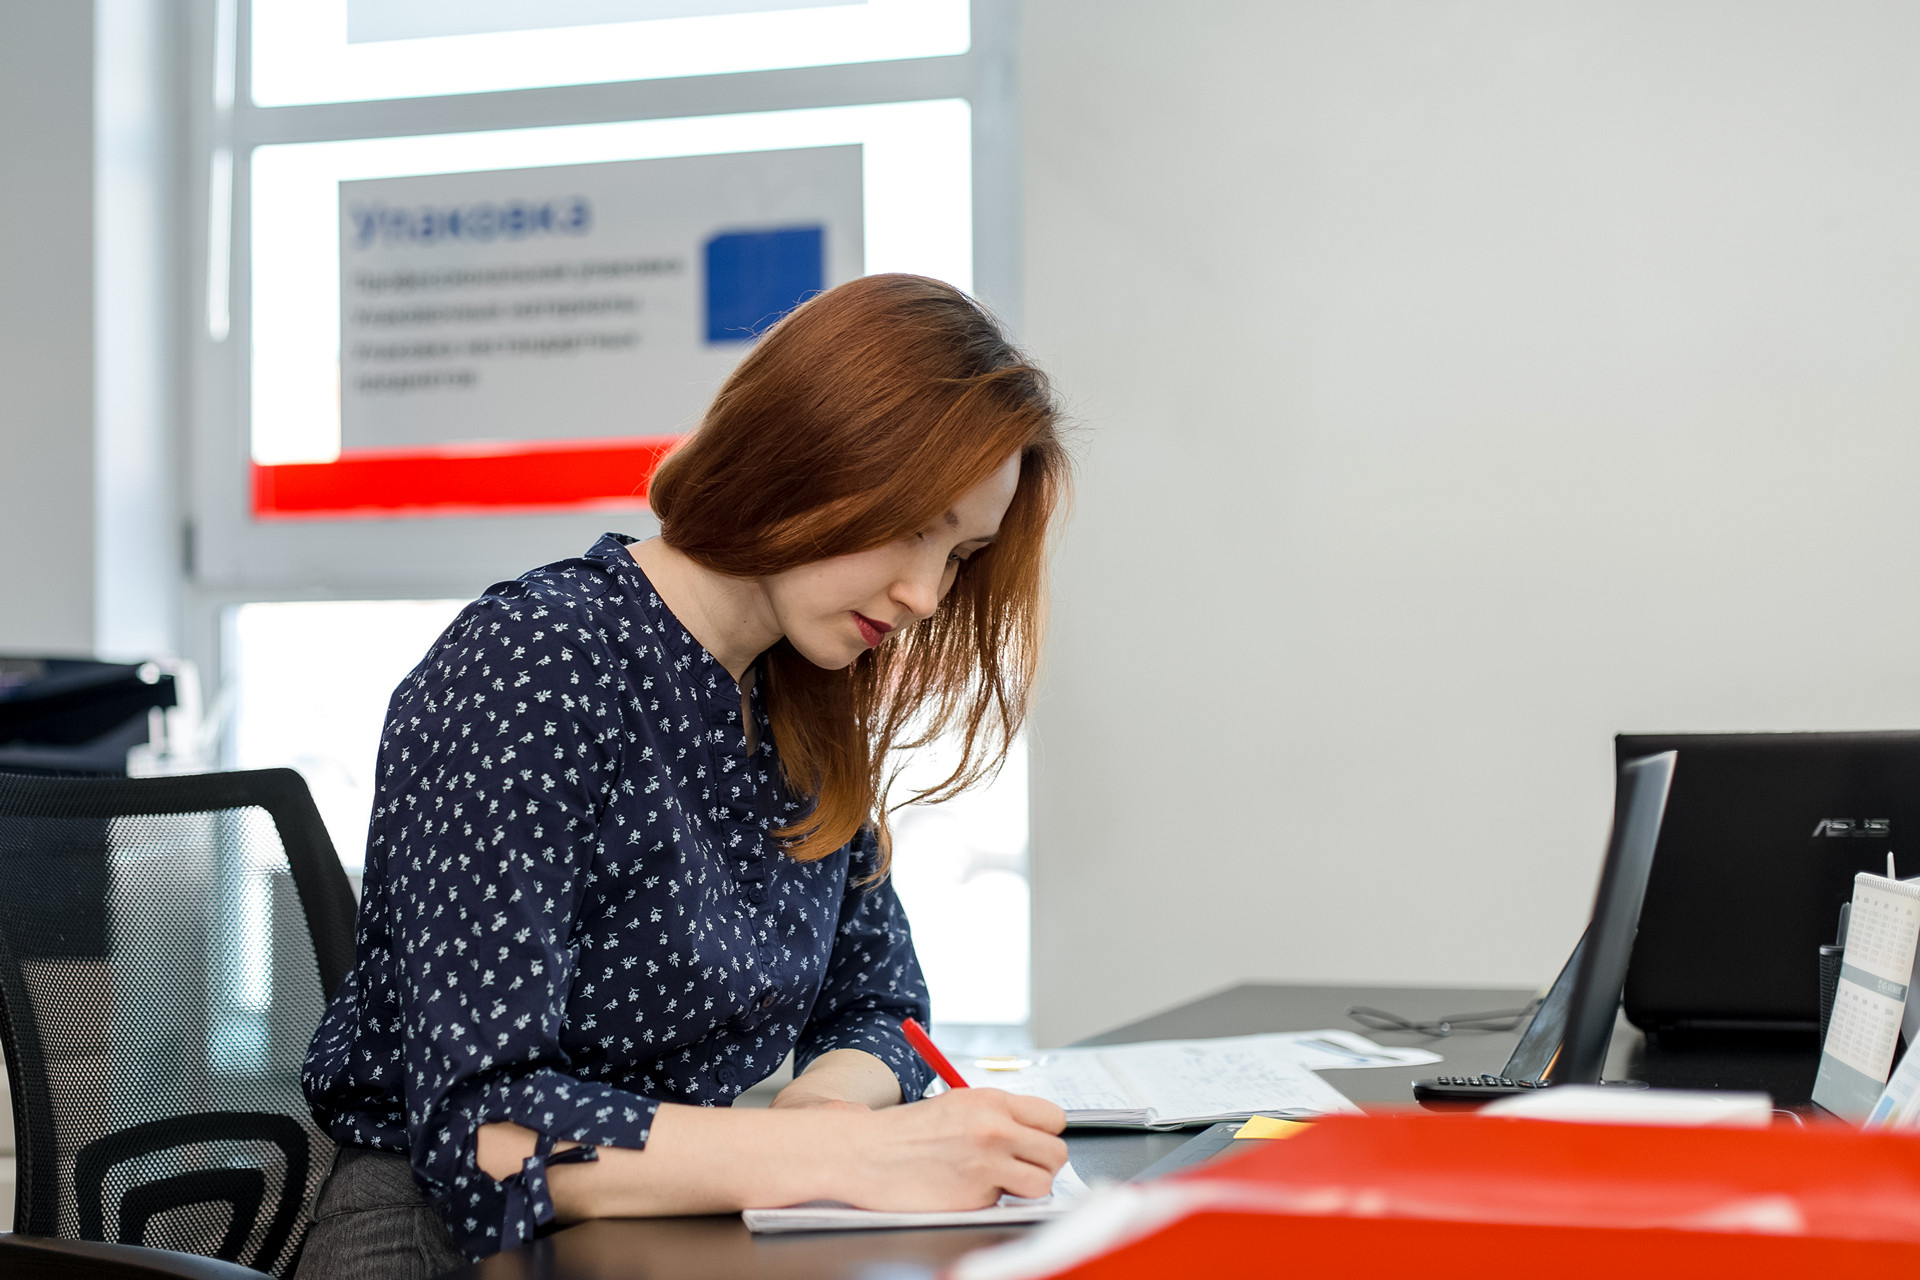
left=454, top=982, right=1820, bottom=1280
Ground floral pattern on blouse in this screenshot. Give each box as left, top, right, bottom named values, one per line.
left=302, top=533, right=933, bottom=1259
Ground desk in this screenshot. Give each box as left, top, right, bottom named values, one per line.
left=454, top=982, right=1818, bottom=1280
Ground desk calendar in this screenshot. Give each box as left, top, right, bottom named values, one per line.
left=1813, top=872, right=1920, bottom=1119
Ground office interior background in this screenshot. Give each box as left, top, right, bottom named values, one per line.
left=8, top=0, right=1920, bottom=1223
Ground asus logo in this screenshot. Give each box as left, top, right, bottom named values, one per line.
left=1813, top=818, right=1893, bottom=838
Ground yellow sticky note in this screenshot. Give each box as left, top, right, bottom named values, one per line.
left=1234, top=1115, right=1310, bottom=1140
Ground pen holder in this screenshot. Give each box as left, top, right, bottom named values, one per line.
left=1819, top=943, right=1845, bottom=1044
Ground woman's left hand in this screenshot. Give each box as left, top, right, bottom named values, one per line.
left=767, top=1047, right=903, bottom=1111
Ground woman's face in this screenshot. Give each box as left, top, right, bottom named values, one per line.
left=763, top=452, right=1023, bottom=670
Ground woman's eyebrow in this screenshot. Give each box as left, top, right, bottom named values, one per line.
left=930, top=510, right=996, bottom=543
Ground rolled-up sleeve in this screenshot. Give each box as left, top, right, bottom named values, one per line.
left=385, top=598, right=660, bottom=1257
left=794, top=830, right=935, bottom=1101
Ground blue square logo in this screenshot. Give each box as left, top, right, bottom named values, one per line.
left=704, top=225, right=826, bottom=344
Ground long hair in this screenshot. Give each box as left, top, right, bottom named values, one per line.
left=647, top=274, right=1068, bottom=872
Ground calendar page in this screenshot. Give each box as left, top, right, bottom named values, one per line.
left=1814, top=874, right=1920, bottom=1119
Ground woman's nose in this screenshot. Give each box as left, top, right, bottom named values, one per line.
left=891, top=564, right=942, bottom=621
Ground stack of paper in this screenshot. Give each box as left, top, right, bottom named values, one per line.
left=951, top=1031, right=1433, bottom=1129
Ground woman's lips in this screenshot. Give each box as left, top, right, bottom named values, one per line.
left=852, top=612, right=893, bottom=648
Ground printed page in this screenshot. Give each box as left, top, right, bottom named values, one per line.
left=1098, top=1041, right=1362, bottom=1123
left=954, top=1031, right=1431, bottom=1100
left=1865, top=1043, right=1920, bottom=1128
left=956, top=1034, right=1377, bottom=1122
left=957, top=1052, right=1141, bottom=1113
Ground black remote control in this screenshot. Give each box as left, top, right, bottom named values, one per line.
left=1411, top=1073, right=1549, bottom=1105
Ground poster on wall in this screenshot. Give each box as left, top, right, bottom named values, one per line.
left=253, top=145, right=863, bottom=519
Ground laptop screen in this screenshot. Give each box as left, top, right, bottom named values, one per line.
left=1502, top=750, right=1676, bottom=1084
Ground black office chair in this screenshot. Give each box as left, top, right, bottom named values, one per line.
left=0, top=768, right=359, bottom=1277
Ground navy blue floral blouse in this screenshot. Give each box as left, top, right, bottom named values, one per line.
left=303, top=533, right=933, bottom=1260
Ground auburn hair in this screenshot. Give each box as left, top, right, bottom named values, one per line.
left=647, top=273, right=1068, bottom=873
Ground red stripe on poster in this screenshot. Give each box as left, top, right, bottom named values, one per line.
left=251, top=436, right=682, bottom=520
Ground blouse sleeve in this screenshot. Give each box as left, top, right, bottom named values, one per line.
left=794, top=829, right=936, bottom=1101
left=379, top=596, right=659, bottom=1258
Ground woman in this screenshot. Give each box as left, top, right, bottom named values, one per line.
left=297, top=274, right=1073, bottom=1276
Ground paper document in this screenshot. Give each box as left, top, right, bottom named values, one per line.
left=742, top=1162, right=1087, bottom=1233
left=954, top=1033, right=1368, bottom=1128
left=1260, top=1030, right=1442, bottom=1071
left=1482, top=1086, right=1772, bottom=1128
left=1868, top=1044, right=1920, bottom=1128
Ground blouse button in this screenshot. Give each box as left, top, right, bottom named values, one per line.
left=759, top=992, right=777, bottom=1010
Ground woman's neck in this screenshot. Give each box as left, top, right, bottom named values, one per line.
left=628, top=538, right=780, bottom=684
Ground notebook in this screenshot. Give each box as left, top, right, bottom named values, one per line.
left=951, top=1033, right=1378, bottom=1128
left=1812, top=871, right=1920, bottom=1119
left=742, top=1162, right=1087, bottom=1233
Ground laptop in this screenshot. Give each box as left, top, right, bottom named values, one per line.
left=1619, top=731, right=1920, bottom=1034
left=1413, top=750, right=1676, bottom=1103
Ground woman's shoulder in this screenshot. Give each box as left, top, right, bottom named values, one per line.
left=480, top=533, right=639, bottom=612
left=399, top=534, right=669, bottom=701
left=453, top=533, right=656, bottom=644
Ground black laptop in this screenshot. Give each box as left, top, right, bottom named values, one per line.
left=1619, top=731, right=1920, bottom=1033
left=1413, top=750, right=1676, bottom=1103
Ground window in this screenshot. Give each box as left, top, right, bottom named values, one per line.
left=225, top=599, right=467, bottom=872
left=889, top=735, right=1032, bottom=1033
left=251, top=0, right=971, bottom=106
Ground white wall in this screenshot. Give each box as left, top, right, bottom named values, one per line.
left=1024, top=0, right=1920, bottom=1045
left=0, top=1, right=95, bottom=654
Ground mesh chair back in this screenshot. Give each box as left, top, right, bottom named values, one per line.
left=0, top=769, right=359, bottom=1276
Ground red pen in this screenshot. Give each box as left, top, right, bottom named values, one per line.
left=901, top=1017, right=969, bottom=1090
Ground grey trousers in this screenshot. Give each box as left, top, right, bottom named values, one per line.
left=295, top=1146, right=467, bottom=1280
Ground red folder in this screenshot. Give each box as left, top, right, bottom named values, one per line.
left=958, top=1114, right=1920, bottom=1280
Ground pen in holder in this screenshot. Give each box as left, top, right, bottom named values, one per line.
left=1818, top=901, right=1851, bottom=1045
left=1819, top=943, right=1844, bottom=1043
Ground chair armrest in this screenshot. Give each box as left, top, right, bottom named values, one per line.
left=0, top=1233, right=268, bottom=1280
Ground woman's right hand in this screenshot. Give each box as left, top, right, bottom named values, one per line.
left=835, top=1088, right=1069, bottom=1211
left=483, top=1090, right=1068, bottom=1221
